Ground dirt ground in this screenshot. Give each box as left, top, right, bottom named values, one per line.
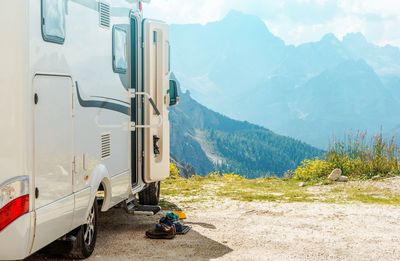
left=28, top=198, right=400, bottom=261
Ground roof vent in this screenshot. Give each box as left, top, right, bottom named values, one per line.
left=101, top=133, right=111, bottom=159
left=99, top=2, right=111, bottom=28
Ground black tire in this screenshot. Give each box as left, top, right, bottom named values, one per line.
left=139, top=182, right=160, bottom=205
left=65, top=199, right=99, bottom=259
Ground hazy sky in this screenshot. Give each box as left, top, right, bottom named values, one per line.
left=144, top=0, right=400, bottom=47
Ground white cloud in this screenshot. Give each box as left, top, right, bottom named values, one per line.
left=144, top=0, right=226, bottom=24
left=338, top=0, right=400, bottom=17
left=144, top=0, right=400, bottom=47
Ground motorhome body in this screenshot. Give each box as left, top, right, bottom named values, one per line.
left=0, top=0, right=176, bottom=259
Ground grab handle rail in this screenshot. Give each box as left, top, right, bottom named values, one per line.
left=130, top=90, right=163, bottom=131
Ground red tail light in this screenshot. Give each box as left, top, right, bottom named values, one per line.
left=0, top=195, right=29, bottom=232
left=0, top=176, right=29, bottom=232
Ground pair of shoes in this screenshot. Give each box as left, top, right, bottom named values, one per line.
left=146, top=224, right=176, bottom=239
left=159, top=213, right=191, bottom=235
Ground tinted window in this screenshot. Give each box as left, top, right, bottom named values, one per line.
left=41, top=0, right=66, bottom=44
left=113, top=26, right=128, bottom=74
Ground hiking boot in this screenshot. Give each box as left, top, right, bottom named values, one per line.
left=146, top=224, right=176, bottom=239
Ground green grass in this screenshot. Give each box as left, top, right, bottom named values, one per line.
left=215, top=176, right=313, bottom=202
left=161, top=173, right=400, bottom=206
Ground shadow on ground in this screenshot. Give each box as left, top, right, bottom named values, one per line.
left=27, top=202, right=232, bottom=261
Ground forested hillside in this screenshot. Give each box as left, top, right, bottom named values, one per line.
left=170, top=88, right=323, bottom=178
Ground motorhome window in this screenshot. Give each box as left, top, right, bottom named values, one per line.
left=41, top=0, right=66, bottom=44
left=112, top=26, right=128, bottom=74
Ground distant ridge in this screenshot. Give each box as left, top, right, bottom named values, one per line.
left=171, top=10, right=400, bottom=149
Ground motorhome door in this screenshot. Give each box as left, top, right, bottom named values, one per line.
left=142, top=19, right=170, bottom=183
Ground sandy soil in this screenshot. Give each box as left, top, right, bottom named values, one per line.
left=28, top=198, right=400, bottom=261
left=307, top=176, right=400, bottom=196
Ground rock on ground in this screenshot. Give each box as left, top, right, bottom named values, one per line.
left=337, top=176, right=349, bottom=182
left=328, top=169, right=342, bottom=181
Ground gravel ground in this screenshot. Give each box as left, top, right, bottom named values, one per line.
left=28, top=198, right=400, bottom=261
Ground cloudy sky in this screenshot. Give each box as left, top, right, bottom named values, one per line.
left=144, top=0, right=400, bottom=47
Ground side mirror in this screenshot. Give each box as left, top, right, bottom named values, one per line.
left=169, top=79, right=180, bottom=106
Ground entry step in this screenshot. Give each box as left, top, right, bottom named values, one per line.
left=133, top=205, right=161, bottom=216
left=126, top=203, right=161, bottom=216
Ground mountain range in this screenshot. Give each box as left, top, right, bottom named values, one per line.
left=170, top=10, right=400, bottom=149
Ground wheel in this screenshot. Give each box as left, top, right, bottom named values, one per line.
left=139, top=182, right=160, bottom=205
left=65, top=199, right=99, bottom=259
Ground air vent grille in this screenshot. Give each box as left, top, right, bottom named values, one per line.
left=101, top=133, right=111, bottom=159
left=99, top=2, right=111, bottom=28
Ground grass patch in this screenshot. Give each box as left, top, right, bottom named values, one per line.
left=162, top=171, right=400, bottom=206
left=215, top=177, right=312, bottom=202
left=314, top=184, right=400, bottom=205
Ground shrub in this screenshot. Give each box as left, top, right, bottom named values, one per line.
left=294, top=132, right=400, bottom=181
left=293, top=159, right=333, bottom=181
left=327, top=133, right=400, bottom=179
left=169, top=163, right=181, bottom=179
left=325, top=151, right=369, bottom=178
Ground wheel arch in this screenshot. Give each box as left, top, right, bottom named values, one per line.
left=87, top=164, right=112, bottom=215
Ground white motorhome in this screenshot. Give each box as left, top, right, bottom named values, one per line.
left=0, top=0, right=178, bottom=259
